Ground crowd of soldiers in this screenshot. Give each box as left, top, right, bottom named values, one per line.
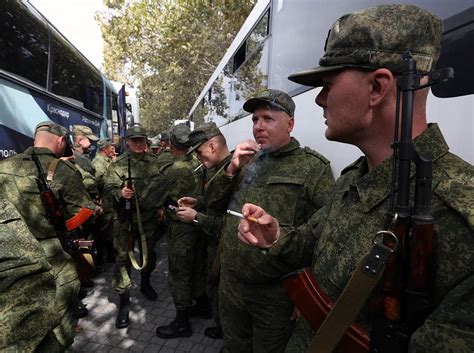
left=0, top=3, right=473, bottom=353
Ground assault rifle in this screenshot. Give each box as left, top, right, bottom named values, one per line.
left=125, top=153, right=147, bottom=270
left=31, top=151, right=95, bottom=282
left=282, top=52, right=453, bottom=353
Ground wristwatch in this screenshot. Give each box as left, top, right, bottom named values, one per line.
left=192, top=212, right=199, bottom=224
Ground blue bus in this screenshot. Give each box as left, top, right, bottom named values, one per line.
left=0, top=0, right=127, bottom=159
left=188, top=0, right=474, bottom=177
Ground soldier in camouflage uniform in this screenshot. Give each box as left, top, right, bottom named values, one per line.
left=141, top=124, right=208, bottom=339
left=215, top=89, right=335, bottom=353
left=92, top=138, right=116, bottom=180
left=176, top=122, right=233, bottom=340
left=238, top=5, right=474, bottom=353
left=0, top=199, right=57, bottom=352
left=156, top=130, right=174, bottom=168
left=91, top=138, right=117, bottom=266
left=71, top=125, right=100, bottom=199
left=0, top=121, right=97, bottom=351
left=104, top=126, right=161, bottom=329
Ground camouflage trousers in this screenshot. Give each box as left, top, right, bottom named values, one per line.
left=37, top=242, right=80, bottom=352
left=167, top=221, right=207, bottom=310
left=219, top=271, right=295, bottom=353
left=206, top=237, right=220, bottom=325
left=112, top=220, right=158, bottom=293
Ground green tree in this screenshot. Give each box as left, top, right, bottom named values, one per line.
left=97, top=0, right=256, bottom=133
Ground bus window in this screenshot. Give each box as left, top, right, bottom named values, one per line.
left=0, top=1, right=49, bottom=88
left=228, top=10, right=270, bottom=120
left=432, top=7, right=474, bottom=98
left=50, top=33, right=103, bottom=115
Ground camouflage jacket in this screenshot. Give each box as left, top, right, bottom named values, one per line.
left=0, top=147, right=95, bottom=245
left=195, top=154, right=233, bottom=238
left=221, top=137, right=335, bottom=283
left=92, top=152, right=113, bottom=181
left=0, top=199, right=57, bottom=352
left=156, top=149, right=174, bottom=170
left=141, top=153, right=203, bottom=223
left=104, top=150, right=160, bottom=222
left=72, top=151, right=99, bottom=198
left=277, top=125, right=474, bottom=353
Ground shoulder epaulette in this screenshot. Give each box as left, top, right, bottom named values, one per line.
left=302, top=146, right=331, bottom=164
left=340, top=156, right=365, bottom=176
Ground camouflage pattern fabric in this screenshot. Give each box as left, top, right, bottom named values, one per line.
left=73, top=151, right=99, bottom=199
left=274, top=125, right=474, bottom=353
left=0, top=146, right=95, bottom=350
left=0, top=199, right=57, bottom=352
left=218, top=137, right=335, bottom=353
left=142, top=153, right=207, bottom=310
left=104, top=150, right=160, bottom=292
left=92, top=152, right=113, bottom=182
left=156, top=149, right=174, bottom=169
left=195, top=154, right=233, bottom=325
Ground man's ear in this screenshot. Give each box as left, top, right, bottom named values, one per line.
left=368, top=68, right=395, bottom=108
left=287, top=117, right=295, bottom=133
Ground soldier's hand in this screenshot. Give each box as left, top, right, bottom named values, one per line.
left=238, top=203, right=280, bottom=249
left=94, top=205, right=104, bottom=216
left=226, top=140, right=260, bottom=176
left=121, top=186, right=134, bottom=199
left=178, top=197, right=198, bottom=208
left=176, top=207, right=197, bottom=223
left=156, top=207, right=166, bottom=222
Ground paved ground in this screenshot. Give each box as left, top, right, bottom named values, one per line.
left=68, top=237, right=223, bottom=353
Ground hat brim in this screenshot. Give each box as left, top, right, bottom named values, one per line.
left=243, top=98, right=292, bottom=116
left=86, top=134, right=100, bottom=142
left=127, top=134, right=147, bottom=139
left=288, top=65, right=348, bottom=87
left=187, top=140, right=204, bottom=155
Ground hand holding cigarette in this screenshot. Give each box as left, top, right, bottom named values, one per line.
left=234, top=204, right=280, bottom=249
left=226, top=140, right=261, bottom=176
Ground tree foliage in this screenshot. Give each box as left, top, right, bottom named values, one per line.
left=97, top=0, right=256, bottom=133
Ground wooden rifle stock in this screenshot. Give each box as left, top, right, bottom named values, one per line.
left=32, top=152, right=95, bottom=282
left=282, top=268, right=369, bottom=353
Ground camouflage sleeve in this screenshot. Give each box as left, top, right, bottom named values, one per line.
left=140, top=171, right=174, bottom=210
left=268, top=206, right=327, bottom=269
left=75, top=163, right=100, bottom=198
left=196, top=212, right=224, bottom=238
left=53, top=161, right=95, bottom=218
left=409, top=273, right=474, bottom=352
left=0, top=200, right=57, bottom=352
left=104, top=162, right=126, bottom=203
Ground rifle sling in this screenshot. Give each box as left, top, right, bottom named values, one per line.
left=47, top=158, right=60, bottom=181
left=128, top=195, right=148, bottom=271
left=308, top=242, right=392, bottom=353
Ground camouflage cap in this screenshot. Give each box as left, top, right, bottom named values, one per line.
left=150, top=136, right=160, bottom=148
left=159, top=130, right=170, bottom=141
left=243, top=89, right=295, bottom=117
left=72, top=125, right=99, bottom=141
left=35, top=121, right=69, bottom=138
left=187, top=122, right=222, bottom=154
left=288, top=4, right=443, bottom=87
left=170, top=123, right=192, bottom=150
left=97, top=138, right=114, bottom=149
left=35, top=121, right=73, bottom=157
left=126, top=126, right=147, bottom=139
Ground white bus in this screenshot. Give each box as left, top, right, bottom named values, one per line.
left=188, top=0, right=473, bottom=177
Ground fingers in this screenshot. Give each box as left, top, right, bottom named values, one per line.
left=242, top=203, right=265, bottom=219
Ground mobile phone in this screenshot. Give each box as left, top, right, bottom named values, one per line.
left=168, top=205, right=178, bottom=212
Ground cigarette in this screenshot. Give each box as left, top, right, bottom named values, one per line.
left=226, top=209, right=258, bottom=223
left=193, top=163, right=203, bottom=173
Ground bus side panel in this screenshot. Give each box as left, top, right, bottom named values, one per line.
left=0, top=78, right=101, bottom=159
